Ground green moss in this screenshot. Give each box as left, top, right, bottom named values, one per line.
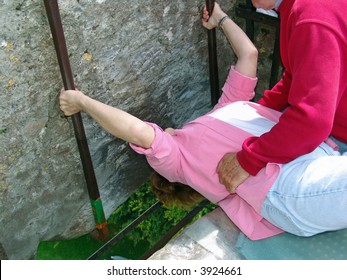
left=0, top=128, right=8, bottom=134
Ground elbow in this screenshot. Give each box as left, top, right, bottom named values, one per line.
left=236, top=47, right=258, bottom=77
left=129, top=122, right=155, bottom=149
left=247, top=46, right=258, bottom=64
left=239, top=45, right=258, bottom=63
left=246, top=46, right=258, bottom=73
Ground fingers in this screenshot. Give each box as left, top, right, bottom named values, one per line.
left=217, top=153, right=237, bottom=185
left=202, top=6, right=209, bottom=22
left=165, top=127, right=175, bottom=135
left=201, top=6, right=211, bottom=29
left=201, top=3, right=223, bottom=30
left=217, top=153, right=231, bottom=185
left=59, top=88, right=82, bottom=116
left=217, top=152, right=250, bottom=193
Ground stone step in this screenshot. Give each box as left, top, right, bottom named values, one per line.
left=148, top=208, right=244, bottom=260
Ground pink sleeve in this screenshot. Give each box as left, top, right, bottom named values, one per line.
left=214, top=66, right=257, bottom=110
left=129, top=122, right=182, bottom=182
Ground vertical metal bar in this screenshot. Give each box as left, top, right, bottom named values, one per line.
left=206, top=0, right=220, bottom=106
left=88, top=201, right=162, bottom=260
left=245, top=0, right=255, bottom=41
left=43, top=0, right=108, bottom=241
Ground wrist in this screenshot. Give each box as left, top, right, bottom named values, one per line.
left=218, top=15, right=230, bottom=29
left=209, top=11, right=227, bottom=29
left=216, top=12, right=228, bottom=23
left=77, top=91, right=89, bottom=112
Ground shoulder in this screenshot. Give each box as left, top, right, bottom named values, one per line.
left=286, top=0, right=347, bottom=44
left=291, top=0, right=347, bottom=26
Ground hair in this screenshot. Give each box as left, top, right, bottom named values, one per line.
left=150, top=172, right=205, bottom=209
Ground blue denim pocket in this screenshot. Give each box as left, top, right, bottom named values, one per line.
left=260, top=202, right=305, bottom=236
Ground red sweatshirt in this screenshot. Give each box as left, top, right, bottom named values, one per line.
left=237, top=0, right=347, bottom=175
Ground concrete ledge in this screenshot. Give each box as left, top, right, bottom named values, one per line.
left=148, top=208, right=244, bottom=260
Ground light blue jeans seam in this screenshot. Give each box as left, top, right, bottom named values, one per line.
left=261, top=202, right=306, bottom=236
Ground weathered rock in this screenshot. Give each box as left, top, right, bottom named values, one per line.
left=0, top=242, right=8, bottom=260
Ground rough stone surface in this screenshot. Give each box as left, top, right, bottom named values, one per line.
left=0, top=242, right=8, bottom=260
left=148, top=208, right=244, bottom=260
left=0, top=0, right=275, bottom=259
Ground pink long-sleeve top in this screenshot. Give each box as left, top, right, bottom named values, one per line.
left=130, top=67, right=284, bottom=240
left=239, top=0, right=347, bottom=176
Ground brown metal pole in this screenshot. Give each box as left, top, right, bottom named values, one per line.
left=245, top=0, right=255, bottom=41
left=43, top=0, right=108, bottom=241
left=206, top=0, right=220, bottom=105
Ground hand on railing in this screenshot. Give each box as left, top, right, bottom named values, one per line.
left=202, top=2, right=227, bottom=30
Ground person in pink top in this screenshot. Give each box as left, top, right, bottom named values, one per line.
left=218, top=0, right=347, bottom=193
left=59, top=3, right=347, bottom=239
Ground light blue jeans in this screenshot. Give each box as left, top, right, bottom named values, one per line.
left=261, top=139, right=347, bottom=236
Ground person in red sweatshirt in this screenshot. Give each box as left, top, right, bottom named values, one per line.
left=218, top=0, right=347, bottom=192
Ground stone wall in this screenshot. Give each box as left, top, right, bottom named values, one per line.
left=0, top=0, right=276, bottom=259
left=0, top=0, right=234, bottom=259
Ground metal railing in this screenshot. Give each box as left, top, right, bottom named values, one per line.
left=88, top=200, right=210, bottom=260
left=236, top=0, right=282, bottom=89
